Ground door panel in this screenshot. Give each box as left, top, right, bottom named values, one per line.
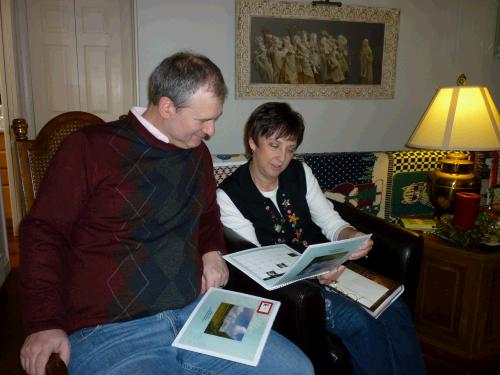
left=75, top=0, right=127, bottom=120
left=27, top=0, right=79, bottom=128
left=26, top=0, right=133, bottom=133
left=45, top=45, right=79, bottom=111
left=83, top=46, right=110, bottom=113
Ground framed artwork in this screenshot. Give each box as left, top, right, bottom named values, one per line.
left=495, top=0, right=500, bottom=58
left=236, top=0, right=400, bottom=99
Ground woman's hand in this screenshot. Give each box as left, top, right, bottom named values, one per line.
left=339, top=228, right=373, bottom=260
left=318, top=229, right=373, bottom=285
left=318, top=265, right=346, bottom=285
left=349, top=236, right=373, bottom=260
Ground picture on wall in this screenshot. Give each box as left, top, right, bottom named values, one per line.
left=236, top=0, right=400, bottom=99
left=495, top=0, right=500, bottom=58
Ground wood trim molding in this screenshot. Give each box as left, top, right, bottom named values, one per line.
left=0, top=0, right=23, bottom=235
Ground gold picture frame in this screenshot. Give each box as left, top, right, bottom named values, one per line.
left=495, top=0, right=500, bottom=58
left=236, top=0, right=400, bottom=99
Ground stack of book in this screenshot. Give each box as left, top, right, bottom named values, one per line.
left=399, top=216, right=437, bottom=232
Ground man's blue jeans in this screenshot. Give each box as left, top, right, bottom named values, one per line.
left=324, top=288, right=426, bottom=375
left=68, top=295, right=314, bottom=375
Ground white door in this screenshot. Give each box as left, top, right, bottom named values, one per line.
left=26, top=0, right=134, bottom=133
left=27, top=0, right=79, bottom=129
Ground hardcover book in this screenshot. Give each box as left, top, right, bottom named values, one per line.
left=327, top=262, right=404, bottom=318
left=400, top=217, right=437, bottom=231
left=172, top=288, right=280, bottom=366
left=223, top=234, right=371, bottom=291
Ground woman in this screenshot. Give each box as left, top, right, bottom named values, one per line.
left=217, top=102, right=426, bottom=375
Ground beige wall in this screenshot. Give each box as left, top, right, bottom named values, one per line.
left=136, top=0, right=500, bottom=154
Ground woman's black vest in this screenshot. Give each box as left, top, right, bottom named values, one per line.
left=219, top=160, right=327, bottom=252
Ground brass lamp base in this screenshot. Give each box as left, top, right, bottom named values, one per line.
left=429, top=152, right=480, bottom=214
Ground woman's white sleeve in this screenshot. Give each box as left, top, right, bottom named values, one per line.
left=303, top=162, right=353, bottom=241
left=216, top=188, right=261, bottom=247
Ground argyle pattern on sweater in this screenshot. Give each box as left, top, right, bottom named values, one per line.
left=20, top=114, right=224, bottom=334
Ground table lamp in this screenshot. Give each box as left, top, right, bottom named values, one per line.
left=406, top=74, right=500, bottom=214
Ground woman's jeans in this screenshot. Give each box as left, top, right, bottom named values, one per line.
left=324, top=288, right=426, bottom=375
left=68, top=295, right=314, bottom=375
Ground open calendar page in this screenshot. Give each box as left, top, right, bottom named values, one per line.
left=326, top=262, right=404, bottom=318
left=223, top=234, right=371, bottom=291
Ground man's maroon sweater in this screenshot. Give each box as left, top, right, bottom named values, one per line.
left=20, top=113, right=225, bottom=335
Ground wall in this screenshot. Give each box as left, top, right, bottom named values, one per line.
left=136, top=0, right=500, bottom=154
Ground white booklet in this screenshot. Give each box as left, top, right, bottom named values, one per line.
left=172, top=287, right=280, bottom=366
left=223, top=234, right=371, bottom=290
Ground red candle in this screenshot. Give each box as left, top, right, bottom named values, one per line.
left=453, top=192, right=481, bottom=230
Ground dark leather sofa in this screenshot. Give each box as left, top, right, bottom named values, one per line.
left=225, top=200, right=424, bottom=375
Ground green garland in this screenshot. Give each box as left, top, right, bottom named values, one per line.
left=435, top=212, right=499, bottom=248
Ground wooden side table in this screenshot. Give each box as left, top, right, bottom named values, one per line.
left=415, top=235, right=500, bottom=375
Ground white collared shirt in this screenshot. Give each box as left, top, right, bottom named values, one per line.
left=216, top=162, right=351, bottom=246
left=130, top=106, right=170, bottom=143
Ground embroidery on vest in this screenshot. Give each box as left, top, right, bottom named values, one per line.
left=265, top=201, right=287, bottom=244
left=265, top=193, right=309, bottom=249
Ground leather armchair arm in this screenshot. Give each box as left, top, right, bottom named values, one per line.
left=222, top=226, right=256, bottom=252
left=223, top=227, right=352, bottom=374
left=222, top=204, right=424, bottom=374
left=224, top=228, right=325, bottom=349
left=46, top=354, right=68, bottom=375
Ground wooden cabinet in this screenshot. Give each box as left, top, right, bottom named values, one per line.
left=415, top=235, right=500, bottom=374
left=0, top=130, right=10, bottom=286
left=0, top=131, right=11, bottom=222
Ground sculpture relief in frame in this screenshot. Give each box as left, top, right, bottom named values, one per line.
left=236, top=0, right=400, bottom=99
left=495, top=0, right=500, bottom=58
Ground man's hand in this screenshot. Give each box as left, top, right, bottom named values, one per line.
left=201, top=251, right=229, bottom=293
left=20, top=328, right=70, bottom=375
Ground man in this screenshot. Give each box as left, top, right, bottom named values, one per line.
left=19, top=51, right=313, bottom=375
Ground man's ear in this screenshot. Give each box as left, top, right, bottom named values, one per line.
left=157, top=96, right=176, bottom=119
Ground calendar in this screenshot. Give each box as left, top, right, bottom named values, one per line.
left=224, top=234, right=371, bottom=290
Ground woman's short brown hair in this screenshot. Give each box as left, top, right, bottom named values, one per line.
left=244, top=102, right=305, bottom=154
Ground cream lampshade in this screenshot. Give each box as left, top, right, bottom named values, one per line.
left=407, top=76, right=500, bottom=213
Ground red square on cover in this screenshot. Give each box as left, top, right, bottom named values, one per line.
left=257, top=301, right=273, bottom=315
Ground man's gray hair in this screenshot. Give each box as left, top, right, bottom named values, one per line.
left=149, top=51, right=227, bottom=108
